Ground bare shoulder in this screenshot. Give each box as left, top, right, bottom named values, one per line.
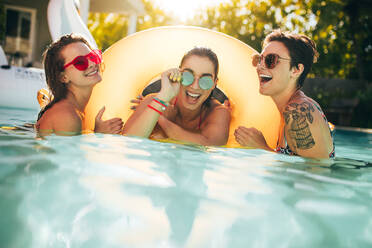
left=283, top=92, right=333, bottom=158
left=205, top=100, right=231, bottom=122
left=210, top=99, right=230, bottom=113
left=284, top=93, right=326, bottom=126
left=37, top=101, right=82, bottom=135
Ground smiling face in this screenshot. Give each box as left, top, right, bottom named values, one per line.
left=257, top=41, right=297, bottom=97
left=60, top=42, right=102, bottom=88
left=178, top=55, right=217, bottom=110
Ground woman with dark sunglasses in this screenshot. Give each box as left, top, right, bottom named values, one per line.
left=234, top=30, right=334, bottom=159
left=123, top=47, right=231, bottom=146
left=36, top=34, right=123, bottom=136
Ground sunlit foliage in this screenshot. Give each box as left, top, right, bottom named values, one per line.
left=188, top=0, right=371, bottom=81
left=88, top=0, right=173, bottom=51
left=87, top=0, right=371, bottom=127
left=88, top=0, right=371, bottom=81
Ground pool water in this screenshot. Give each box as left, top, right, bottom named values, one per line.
left=0, top=107, right=372, bottom=248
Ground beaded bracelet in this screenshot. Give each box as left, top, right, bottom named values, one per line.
left=147, top=104, right=163, bottom=115
left=153, top=97, right=168, bottom=110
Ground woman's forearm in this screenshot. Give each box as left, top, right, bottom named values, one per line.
left=159, top=117, right=227, bottom=146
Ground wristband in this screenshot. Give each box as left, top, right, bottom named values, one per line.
left=153, top=97, right=168, bottom=108
left=147, top=104, right=163, bottom=115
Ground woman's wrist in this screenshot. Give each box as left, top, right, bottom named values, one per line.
left=156, top=91, right=172, bottom=103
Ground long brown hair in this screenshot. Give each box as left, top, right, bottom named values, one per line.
left=37, top=34, right=93, bottom=120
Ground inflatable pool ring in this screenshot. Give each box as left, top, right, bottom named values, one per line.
left=84, top=26, right=280, bottom=148
left=141, top=79, right=228, bottom=103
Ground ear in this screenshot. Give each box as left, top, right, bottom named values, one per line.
left=290, top=63, right=304, bottom=79
left=213, top=77, right=218, bottom=89
left=60, top=72, right=69, bottom=84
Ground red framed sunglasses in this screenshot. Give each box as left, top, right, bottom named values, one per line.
left=63, top=49, right=102, bottom=71
left=252, top=53, right=291, bottom=69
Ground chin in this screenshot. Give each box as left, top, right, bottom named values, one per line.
left=94, top=75, right=103, bottom=84
left=259, top=87, right=267, bottom=96
left=259, top=84, right=274, bottom=96
left=182, top=92, right=209, bottom=110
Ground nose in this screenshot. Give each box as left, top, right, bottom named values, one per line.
left=87, top=58, right=95, bottom=68
left=190, top=77, right=200, bottom=89
left=256, top=59, right=266, bottom=69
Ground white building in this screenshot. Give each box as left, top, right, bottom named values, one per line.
left=0, top=0, right=144, bottom=67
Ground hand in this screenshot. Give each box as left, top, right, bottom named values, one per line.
left=234, top=126, right=270, bottom=150
left=223, top=99, right=232, bottom=113
left=130, top=95, right=143, bottom=111
left=157, top=68, right=181, bottom=102
left=94, top=106, right=123, bottom=134
left=157, top=115, right=177, bottom=138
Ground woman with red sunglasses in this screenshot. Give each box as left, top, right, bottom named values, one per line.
left=234, top=30, right=334, bottom=159
left=36, top=34, right=123, bottom=136
left=123, top=47, right=231, bottom=146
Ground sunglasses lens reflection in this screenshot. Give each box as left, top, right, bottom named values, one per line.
left=182, top=71, right=194, bottom=86
left=181, top=71, right=214, bottom=90
left=199, top=76, right=214, bottom=90
left=265, top=54, right=278, bottom=69
left=71, top=50, right=102, bottom=71
left=252, top=54, right=280, bottom=69
left=73, top=57, right=89, bottom=70
left=252, top=54, right=260, bottom=67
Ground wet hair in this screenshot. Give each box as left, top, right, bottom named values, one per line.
left=179, top=47, right=219, bottom=107
left=37, top=34, right=92, bottom=121
left=263, top=29, right=319, bottom=88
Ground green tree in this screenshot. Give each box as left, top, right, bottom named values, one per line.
left=88, top=0, right=174, bottom=51
left=88, top=13, right=128, bottom=51
left=190, top=0, right=372, bottom=81
left=137, top=0, right=174, bottom=31
left=188, top=0, right=371, bottom=127
left=309, top=0, right=372, bottom=81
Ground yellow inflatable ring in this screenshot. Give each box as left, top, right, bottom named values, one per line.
left=84, top=26, right=280, bottom=148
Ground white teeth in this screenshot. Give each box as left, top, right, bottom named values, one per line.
left=260, top=74, right=272, bottom=79
left=259, top=74, right=272, bottom=83
left=186, top=91, right=201, bottom=98
left=86, top=69, right=98, bottom=76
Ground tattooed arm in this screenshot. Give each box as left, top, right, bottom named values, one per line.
left=283, top=100, right=333, bottom=159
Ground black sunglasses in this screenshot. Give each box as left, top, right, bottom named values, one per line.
left=252, top=53, right=291, bottom=69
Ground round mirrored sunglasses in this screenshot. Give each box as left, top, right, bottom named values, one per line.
left=252, top=53, right=291, bottom=69
left=181, top=71, right=214, bottom=90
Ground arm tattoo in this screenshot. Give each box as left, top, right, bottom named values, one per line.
left=284, top=102, right=315, bottom=150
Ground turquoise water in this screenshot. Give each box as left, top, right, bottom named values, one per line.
left=0, top=107, right=372, bottom=248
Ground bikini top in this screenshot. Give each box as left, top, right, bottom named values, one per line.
left=275, top=97, right=335, bottom=158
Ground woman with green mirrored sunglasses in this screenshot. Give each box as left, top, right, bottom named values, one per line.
left=181, top=70, right=215, bottom=90
left=123, top=47, right=231, bottom=146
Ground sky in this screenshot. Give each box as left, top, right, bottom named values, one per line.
left=152, top=0, right=229, bottom=22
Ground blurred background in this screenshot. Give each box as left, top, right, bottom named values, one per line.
left=0, top=0, right=371, bottom=128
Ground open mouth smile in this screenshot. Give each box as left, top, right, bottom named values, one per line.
left=186, top=91, right=201, bottom=99
left=259, top=74, right=272, bottom=83
left=85, top=68, right=99, bottom=76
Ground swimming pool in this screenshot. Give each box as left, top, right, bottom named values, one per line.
left=1, top=107, right=371, bottom=248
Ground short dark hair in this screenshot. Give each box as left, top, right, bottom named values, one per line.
left=263, top=29, right=319, bottom=88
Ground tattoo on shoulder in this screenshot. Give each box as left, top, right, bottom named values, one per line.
left=284, top=102, right=315, bottom=150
